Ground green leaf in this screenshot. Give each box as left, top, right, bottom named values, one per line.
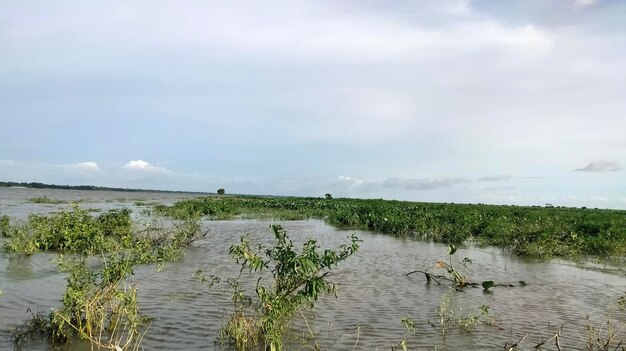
left=482, top=281, right=495, bottom=291
left=447, top=244, right=457, bottom=256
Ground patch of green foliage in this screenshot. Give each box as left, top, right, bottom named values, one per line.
left=0, top=214, right=10, bottom=237
left=9, top=211, right=200, bottom=349
left=13, top=255, right=148, bottom=350
left=155, top=196, right=626, bottom=258
left=195, top=224, right=361, bottom=351
left=3, top=206, right=133, bottom=255
left=130, top=218, right=200, bottom=268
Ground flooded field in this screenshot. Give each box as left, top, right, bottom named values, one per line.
left=1, top=188, right=625, bottom=350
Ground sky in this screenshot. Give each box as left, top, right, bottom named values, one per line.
left=1, top=0, right=625, bottom=209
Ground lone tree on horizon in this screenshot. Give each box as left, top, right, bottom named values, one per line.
left=217, top=188, right=225, bottom=195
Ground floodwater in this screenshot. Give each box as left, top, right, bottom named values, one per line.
left=1, top=188, right=625, bottom=350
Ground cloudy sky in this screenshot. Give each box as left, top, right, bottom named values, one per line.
left=1, top=0, right=625, bottom=208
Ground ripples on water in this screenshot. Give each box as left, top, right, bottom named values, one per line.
left=1, top=188, right=625, bottom=350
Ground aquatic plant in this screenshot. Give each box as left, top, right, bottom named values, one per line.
left=406, top=245, right=526, bottom=290
left=27, top=196, right=67, bottom=204
left=2, top=207, right=200, bottom=263
left=9, top=210, right=200, bottom=349
left=391, top=317, right=415, bottom=351
left=13, top=255, right=149, bottom=350
left=155, top=196, right=626, bottom=258
left=0, top=214, right=10, bottom=237
left=195, top=224, right=361, bottom=351
left=129, top=217, right=200, bottom=269
left=3, top=206, right=133, bottom=255
left=431, top=289, right=502, bottom=336
left=584, top=292, right=626, bottom=350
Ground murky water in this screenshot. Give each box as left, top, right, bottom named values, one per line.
left=1, top=188, right=625, bottom=350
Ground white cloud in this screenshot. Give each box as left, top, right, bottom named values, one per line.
left=381, top=177, right=470, bottom=191
left=575, top=160, right=622, bottom=172
left=71, top=161, right=100, bottom=171
left=124, top=160, right=151, bottom=170
left=575, top=0, right=598, bottom=8
left=0, top=159, right=19, bottom=165
left=123, top=160, right=170, bottom=172
left=481, top=185, right=516, bottom=191
left=333, top=175, right=470, bottom=192
left=478, top=174, right=514, bottom=182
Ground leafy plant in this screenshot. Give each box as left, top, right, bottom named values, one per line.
left=434, top=244, right=471, bottom=287
left=407, top=245, right=527, bottom=291
left=0, top=214, right=10, bottom=237
left=3, top=207, right=133, bottom=255
left=197, top=224, right=361, bottom=350
left=431, top=289, right=502, bottom=336
left=13, top=255, right=149, bottom=350
left=10, top=212, right=200, bottom=349
left=391, top=317, right=416, bottom=351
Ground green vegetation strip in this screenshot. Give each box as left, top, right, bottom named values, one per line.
left=155, top=196, right=626, bottom=258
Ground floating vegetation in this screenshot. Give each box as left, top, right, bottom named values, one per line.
left=27, top=196, right=67, bottom=204
left=155, top=196, right=626, bottom=258
left=406, top=244, right=527, bottom=290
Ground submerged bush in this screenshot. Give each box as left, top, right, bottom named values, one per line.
left=2, top=207, right=200, bottom=261
left=13, top=255, right=148, bottom=350
left=196, top=224, right=361, bottom=351
left=9, top=208, right=201, bottom=349
left=3, top=207, right=132, bottom=255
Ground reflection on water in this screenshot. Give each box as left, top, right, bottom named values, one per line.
left=1, top=189, right=625, bottom=350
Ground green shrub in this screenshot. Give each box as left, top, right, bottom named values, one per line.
left=196, top=224, right=361, bottom=350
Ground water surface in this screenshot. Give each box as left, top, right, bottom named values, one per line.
left=1, top=188, right=625, bottom=350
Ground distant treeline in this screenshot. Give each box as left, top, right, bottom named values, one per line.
left=0, top=181, right=207, bottom=194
